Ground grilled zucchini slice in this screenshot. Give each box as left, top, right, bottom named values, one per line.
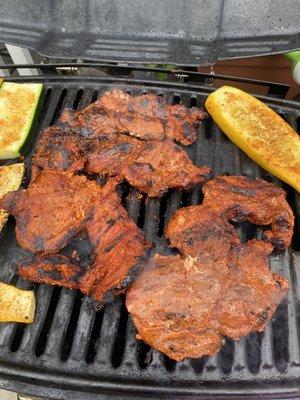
left=205, top=86, right=300, bottom=192
left=0, top=82, right=43, bottom=159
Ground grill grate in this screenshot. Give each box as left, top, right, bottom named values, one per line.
left=0, top=75, right=299, bottom=399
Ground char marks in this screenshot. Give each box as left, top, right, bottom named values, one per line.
left=60, top=89, right=205, bottom=145
left=1, top=172, right=150, bottom=304
left=32, top=89, right=210, bottom=197
left=126, top=175, right=292, bottom=361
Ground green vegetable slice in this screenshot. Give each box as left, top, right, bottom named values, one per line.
left=0, top=82, right=43, bottom=159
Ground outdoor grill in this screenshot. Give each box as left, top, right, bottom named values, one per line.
left=0, top=63, right=298, bottom=399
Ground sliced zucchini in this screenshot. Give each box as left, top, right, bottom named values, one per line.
left=0, top=82, right=43, bottom=159
left=0, top=163, right=25, bottom=231
left=0, top=282, right=35, bottom=323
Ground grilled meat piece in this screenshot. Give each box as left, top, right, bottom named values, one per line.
left=127, top=253, right=225, bottom=361
left=19, top=255, right=81, bottom=290
left=31, top=125, right=87, bottom=180
left=203, top=175, right=294, bottom=249
left=60, top=89, right=205, bottom=145
left=121, top=140, right=211, bottom=197
left=5, top=172, right=150, bottom=301
left=86, top=134, right=143, bottom=176
left=33, top=125, right=210, bottom=197
left=127, top=241, right=288, bottom=361
left=127, top=176, right=292, bottom=361
left=216, top=239, right=288, bottom=339
left=79, top=179, right=151, bottom=303
left=165, top=206, right=239, bottom=258
left=0, top=171, right=100, bottom=254
left=32, top=125, right=138, bottom=177
left=88, top=139, right=211, bottom=197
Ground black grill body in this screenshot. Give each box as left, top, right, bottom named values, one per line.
left=0, top=66, right=299, bottom=399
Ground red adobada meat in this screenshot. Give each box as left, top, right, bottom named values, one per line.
left=126, top=176, right=292, bottom=361
left=60, top=89, right=205, bottom=145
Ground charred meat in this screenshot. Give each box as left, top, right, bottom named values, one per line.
left=19, top=255, right=82, bottom=290
left=126, top=240, right=288, bottom=361
left=80, top=180, right=151, bottom=303
left=88, top=138, right=210, bottom=197
left=60, top=89, right=205, bottom=145
left=2, top=172, right=150, bottom=302
left=31, top=125, right=87, bottom=180
left=127, top=175, right=292, bottom=361
left=0, top=171, right=100, bottom=254
left=203, top=175, right=294, bottom=249
left=33, top=126, right=210, bottom=197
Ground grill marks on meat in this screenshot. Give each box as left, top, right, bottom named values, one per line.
left=31, top=125, right=86, bottom=180
left=127, top=240, right=288, bottom=361
left=32, top=89, right=210, bottom=197
left=126, top=176, right=292, bottom=361
left=88, top=138, right=210, bottom=197
left=127, top=254, right=225, bottom=360
left=19, top=255, right=81, bottom=290
left=60, top=89, right=205, bottom=145
left=203, top=175, right=294, bottom=249
left=86, top=134, right=142, bottom=177
left=0, top=171, right=99, bottom=254
left=165, top=206, right=239, bottom=259
left=120, top=140, right=210, bottom=197
left=79, top=179, right=151, bottom=303
left=217, top=240, right=288, bottom=339
left=1, top=172, right=150, bottom=302
left=33, top=126, right=210, bottom=197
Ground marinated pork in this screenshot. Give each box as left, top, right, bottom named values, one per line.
left=1, top=172, right=150, bottom=302
left=203, top=175, right=294, bottom=249
left=60, top=89, right=205, bottom=145
left=126, top=240, right=288, bottom=361
left=0, top=171, right=99, bottom=254
left=127, top=175, right=292, bottom=361
left=79, top=179, right=151, bottom=303
left=31, top=125, right=86, bottom=180
left=19, top=255, right=82, bottom=290
left=32, top=127, right=210, bottom=197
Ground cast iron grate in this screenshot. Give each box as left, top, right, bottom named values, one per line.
left=0, top=71, right=299, bottom=399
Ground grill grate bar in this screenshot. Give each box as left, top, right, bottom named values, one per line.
left=143, top=198, right=160, bottom=242
left=68, top=297, right=96, bottom=362
left=148, top=349, right=166, bottom=370
left=42, top=289, right=77, bottom=359
left=232, top=339, right=247, bottom=372
left=160, top=191, right=182, bottom=237
left=282, top=251, right=300, bottom=366
left=126, top=189, right=142, bottom=223
left=18, top=284, right=54, bottom=354
left=59, top=87, right=79, bottom=111
left=293, top=253, right=300, bottom=300
left=122, top=317, right=139, bottom=369
left=260, top=324, right=275, bottom=369
left=94, top=298, right=123, bottom=367
left=204, top=353, right=218, bottom=372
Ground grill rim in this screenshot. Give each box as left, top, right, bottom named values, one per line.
left=0, top=69, right=299, bottom=399
left=0, top=363, right=300, bottom=399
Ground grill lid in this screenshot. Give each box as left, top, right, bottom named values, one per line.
left=0, top=0, right=300, bottom=65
